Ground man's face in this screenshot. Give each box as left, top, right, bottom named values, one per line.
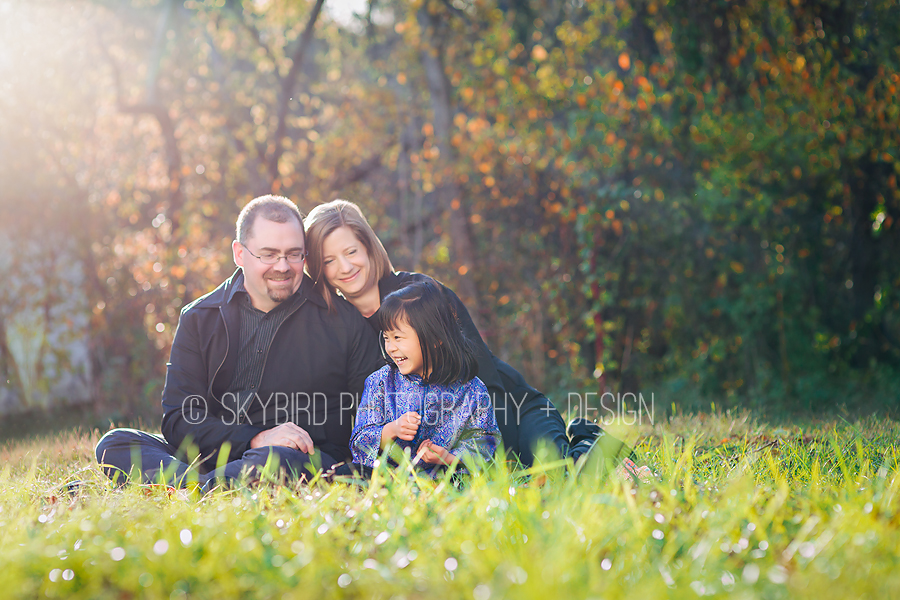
left=233, top=217, right=305, bottom=312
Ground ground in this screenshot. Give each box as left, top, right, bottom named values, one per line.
left=1, top=410, right=898, bottom=599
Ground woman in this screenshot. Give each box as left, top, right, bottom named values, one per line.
left=303, top=199, right=612, bottom=468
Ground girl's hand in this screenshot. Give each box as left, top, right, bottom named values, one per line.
left=416, top=440, right=458, bottom=466
left=615, top=457, right=654, bottom=484
left=389, top=411, right=421, bottom=441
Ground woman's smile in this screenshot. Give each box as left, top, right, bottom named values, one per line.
left=339, top=270, right=361, bottom=283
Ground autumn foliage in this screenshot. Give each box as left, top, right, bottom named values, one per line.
left=0, top=0, right=897, bottom=414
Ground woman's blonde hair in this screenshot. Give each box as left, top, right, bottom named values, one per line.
left=304, top=199, right=394, bottom=311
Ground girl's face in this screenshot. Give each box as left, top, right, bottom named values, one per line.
left=321, top=226, right=373, bottom=300
left=383, top=318, right=425, bottom=377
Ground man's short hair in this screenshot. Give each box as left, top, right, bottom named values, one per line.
left=236, top=195, right=305, bottom=243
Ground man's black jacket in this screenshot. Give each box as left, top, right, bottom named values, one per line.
left=160, top=269, right=384, bottom=465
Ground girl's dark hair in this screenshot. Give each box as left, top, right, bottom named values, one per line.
left=375, top=278, right=479, bottom=386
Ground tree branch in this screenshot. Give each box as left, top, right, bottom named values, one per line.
left=329, top=152, right=386, bottom=192
left=226, top=0, right=276, bottom=64
left=438, top=0, right=472, bottom=26
left=268, top=0, right=326, bottom=187
left=95, top=3, right=184, bottom=232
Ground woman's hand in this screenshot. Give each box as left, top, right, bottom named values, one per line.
left=415, top=439, right=458, bottom=466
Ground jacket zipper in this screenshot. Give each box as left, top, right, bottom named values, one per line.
left=208, top=305, right=230, bottom=403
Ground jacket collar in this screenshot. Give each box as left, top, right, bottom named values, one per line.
left=192, top=268, right=327, bottom=310
left=377, top=271, right=406, bottom=300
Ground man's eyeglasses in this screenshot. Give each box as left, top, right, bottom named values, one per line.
left=242, top=243, right=307, bottom=265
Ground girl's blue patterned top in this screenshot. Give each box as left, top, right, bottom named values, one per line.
left=350, top=365, right=500, bottom=476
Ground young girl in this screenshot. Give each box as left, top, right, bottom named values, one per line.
left=350, top=278, right=501, bottom=477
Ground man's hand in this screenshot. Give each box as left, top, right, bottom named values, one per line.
left=250, top=423, right=315, bottom=454
left=415, top=439, right=458, bottom=466
left=387, top=411, right=421, bottom=442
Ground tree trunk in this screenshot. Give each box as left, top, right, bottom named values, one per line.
left=416, top=4, right=482, bottom=326
left=0, top=314, right=24, bottom=410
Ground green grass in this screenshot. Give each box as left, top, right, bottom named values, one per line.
left=2, top=411, right=899, bottom=599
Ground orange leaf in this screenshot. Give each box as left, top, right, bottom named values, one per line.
left=612, top=220, right=623, bottom=236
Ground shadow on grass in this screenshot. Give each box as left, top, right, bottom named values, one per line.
left=0, top=401, right=161, bottom=446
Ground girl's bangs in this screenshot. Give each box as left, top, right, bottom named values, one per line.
left=376, top=300, right=409, bottom=333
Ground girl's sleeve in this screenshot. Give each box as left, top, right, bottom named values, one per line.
left=449, top=378, right=501, bottom=467
left=350, top=370, right=390, bottom=467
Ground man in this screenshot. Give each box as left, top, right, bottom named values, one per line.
left=95, top=195, right=384, bottom=487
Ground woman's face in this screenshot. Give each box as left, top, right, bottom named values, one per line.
left=321, top=226, right=373, bottom=300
